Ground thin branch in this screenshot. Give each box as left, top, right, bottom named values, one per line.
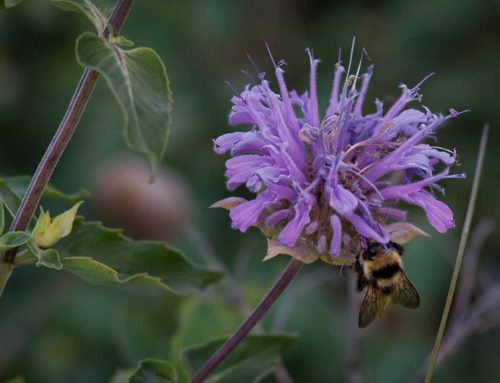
left=450, top=218, right=494, bottom=324
left=438, top=284, right=500, bottom=365
left=2, top=0, right=134, bottom=266
left=413, top=218, right=494, bottom=383
left=190, top=258, right=303, bottom=383
left=187, top=226, right=297, bottom=383
left=424, top=125, right=489, bottom=383
left=415, top=283, right=500, bottom=382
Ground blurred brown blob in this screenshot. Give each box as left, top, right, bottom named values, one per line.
left=93, top=157, right=192, bottom=241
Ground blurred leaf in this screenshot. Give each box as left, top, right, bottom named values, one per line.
left=253, top=373, right=282, bottom=383
left=50, top=0, right=115, bottom=32
left=76, top=32, right=172, bottom=173
left=2, top=0, right=25, bottom=8
left=114, top=35, right=135, bottom=47
left=169, top=297, right=243, bottom=381
left=0, top=178, right=21, bottom=217
left=4, top=176, right=91, bottom=205
left=32, top=202, right=83, bottom=248
left=182, top=334, right=296, bottom=383
left=1, top=376, right=26, bottom=383
left=0, top=176, right=90, bottom=219
left=55, top=219, right=223, bottom=295
left=0, top=231, right=31, bottom=251
left=128, top=359, right=178, bottom=383
left=0, top=202, right=4, bottom=235
left=109, top=369, right=134, bottom=383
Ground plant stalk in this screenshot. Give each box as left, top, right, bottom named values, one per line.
left=190, top=258, right=303, bottom=383
left=2, top=0, right=134, bottom=266
left=423, top=125, right=489, bottom=382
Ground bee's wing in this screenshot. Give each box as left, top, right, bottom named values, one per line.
left=358, top=285, right=380, bottom=328
left=394, top=271, right=420, bottom=308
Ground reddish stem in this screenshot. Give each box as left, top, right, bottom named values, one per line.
left=3, top=0, right=134, bottom=264
left=191, top=259, right=302, bottom=383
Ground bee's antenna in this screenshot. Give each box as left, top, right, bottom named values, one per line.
left=339, top=263, right=349, bottom=280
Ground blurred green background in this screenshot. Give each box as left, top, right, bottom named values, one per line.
left=1, top=0, right=499, bottom=382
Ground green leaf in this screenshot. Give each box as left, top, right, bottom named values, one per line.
left=3, top=0, right=26, bottom=8
left=76, top=32, right=172, bottom=173
left=0, top=202, right=4, bottom=235
left=50, top=0, right=115, bottom=32
left=0, top=231, right=31, bottom=251
left=128, top=359, right=178, bottom=383
left=22, top=244, right=64, bottom=270
left=56, top=219, right=223, bottom=295
left=37, top=248, right=64, bottom=270
left=182, top=334, right=296, bottom=383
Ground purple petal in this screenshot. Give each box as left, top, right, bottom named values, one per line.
left=275, top=67, right=300, bottom=132
left=373, top=207, right=407, bottom=221
left=326, top=184, right=358, bottom=215
left=232, top=133, right=267, bottom=156
left=278, top=193, right=314, bottom=247
left=367, top=116, right=445, bottom=181
left=317, top=235, right=327, bottom=253
left=329, top=214, right=342, bottom=256
left=230, top=191, right=274, bottom=232
left=306, top=49, right=320, bottom=128
left=225, top=155, right=273, bottom=190
left=306, top=221, right=319, bottom=235
left=346, top=213, right=388, bottom=243
left=327, top=64, right=344, bottom=115
left=407, top=191, right=455, bottom=233
left=379, top=170, right=461, bottom=200
left=214, top=132, right=244, bottom=154
left=265, top=209, right=289, bottom=228
left=325, top=163, right=358, bottom=215
left=353, top=65, right=373, bottom=118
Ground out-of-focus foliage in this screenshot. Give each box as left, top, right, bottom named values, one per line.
left=0, top=0, right=499, bottom=382
left=182, top=334, right=296, bottom=383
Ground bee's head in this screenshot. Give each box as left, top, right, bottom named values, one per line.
left=362, top=241, right=383, bottom=260
left=362, top=240, right=404, bottom=260
left=389, top=241, right=404, bottom=255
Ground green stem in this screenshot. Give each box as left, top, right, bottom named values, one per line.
left=424, top=125, right=489, bottom=382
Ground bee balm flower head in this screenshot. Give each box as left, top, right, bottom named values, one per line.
left=213, top=47, right=464, bottom=264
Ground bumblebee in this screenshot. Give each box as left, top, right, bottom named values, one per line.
left=354, top=241, right=420, bottom=328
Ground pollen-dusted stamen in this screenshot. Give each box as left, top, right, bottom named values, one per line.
left=213, top=46, right=464, bottom=262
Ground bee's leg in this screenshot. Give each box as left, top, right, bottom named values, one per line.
left=356, top=272, right=367, bottom=291
left=354, top=259, right=363, bottom=274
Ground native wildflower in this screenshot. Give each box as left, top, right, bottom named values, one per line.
left=212, top=47, right=464, bottom=264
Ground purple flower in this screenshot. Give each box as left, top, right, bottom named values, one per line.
left=213, top=48, right=464, bottom=263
